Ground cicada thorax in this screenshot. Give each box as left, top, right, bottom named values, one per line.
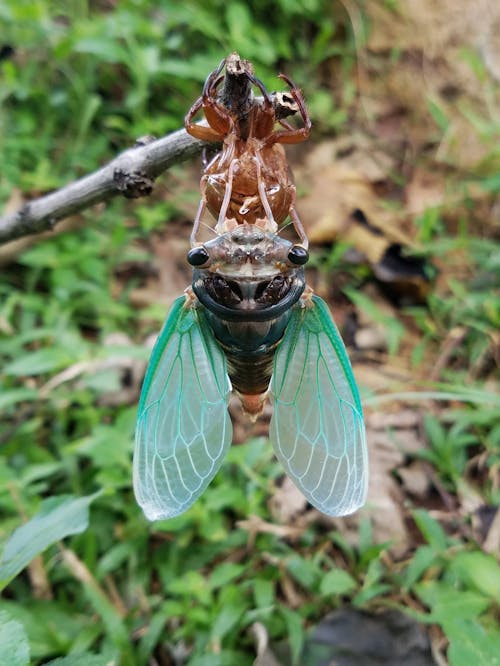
left=204, top=139, right=294, bottom=227
left=188, top=225, right=308, bottom=415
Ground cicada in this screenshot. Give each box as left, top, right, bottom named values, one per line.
left=133, top=56, right=368, bottom=520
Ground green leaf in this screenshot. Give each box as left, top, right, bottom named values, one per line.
left=254, top=579, right=275, bottom=608
left=137, top=604, right=172, bottom=665
left=74, top=38, right=129, bottom=64
left=0, top=388, right=39, bottom=409
left=402, top=545, right=438, bottom=590
left=3, top=348, right=76, bottom=376
left=209, top=562, right=245, bottom=589
left=0, top=600, right=89, bottom=660
left=448, top=551, right=500, bottom=602
left=286, top=555, right=320, bottom=590
left=0, top=611, right=30, bottom=666
left=415, top=581, right=491, bottom=623
left=319, top=569, right=357, bottom=596
left=281, top=607, right=304, bottom=665
left=427, top=98, right=449, bottom=131
left=167, top=571, right=211, bottom=605
left=412, top=509, right=448, bottom=552
left=362, top=556, right=385, bottom=589
left=479, top=173, right=500, bottom=193
left=446, top=619, right=500, bottom=666
left=211, top=602, right=246, bottom=642
left=70, top=582, right=131, bottom=659
left=44, top=654, right=111, bottom=666
left=188, top=651, right=251, bottom=666
left=353, top=583, right=393, bottom=605
left=0, top=493, right=99, bottom=590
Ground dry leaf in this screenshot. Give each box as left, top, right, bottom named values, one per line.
left=483, top=508, right=500, bottom=554
left=363, top=0, right=500, bottom=166
left=251, top=623, right=284, bottom=666
left=269, top=476, right=308, bottom=523
left=405, top=168, right=446, bottom=216
left=294, top=142, right=428, bottom=300
left=398, top=461, right=431, bottom=499
left=364, top=428, right=408, bottom=552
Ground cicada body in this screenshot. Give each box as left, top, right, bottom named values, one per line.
left=134, top=225, right=368, bottom=520
left=134, top=55, right=368, bottom=520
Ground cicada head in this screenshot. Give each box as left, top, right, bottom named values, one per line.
left=189, top=224, right=307, bottom=323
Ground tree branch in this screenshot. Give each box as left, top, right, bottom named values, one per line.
left=0, top=129, right=207, bottom=245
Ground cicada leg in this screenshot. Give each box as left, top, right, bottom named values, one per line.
left=266, top=73, right=311, bottom=146
left=185, top=94, right=227, bottom=142
left=190, top=178, right=208, bottom=247
left=253, top=153, right=278, bottom=233
left=288, top=200, right=309, bottom=249
left=215, top=157, right=238, bottom=233
left=185, top=59, right=234, bottom=141
left=246, top=74, right=276, bottom=139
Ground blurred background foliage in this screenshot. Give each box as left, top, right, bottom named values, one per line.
left=0, top=1, right=499, bottom=665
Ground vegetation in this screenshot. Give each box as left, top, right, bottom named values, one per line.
left=1, top=1, right=499, bottom=664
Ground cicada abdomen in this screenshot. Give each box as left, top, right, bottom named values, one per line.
left=189, top=226, right=307, bottom=415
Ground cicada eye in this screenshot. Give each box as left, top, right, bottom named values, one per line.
left=187, top=246, right=210, bottom=266
left=288, top=245, right=309, bottom=265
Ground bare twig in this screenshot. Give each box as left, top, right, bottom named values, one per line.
left=0, top=129, right=206, bottom=245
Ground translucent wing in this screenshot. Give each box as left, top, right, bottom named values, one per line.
left=134, top=296, right=232, bottom=520
left=270, top=295, right=368, bottom=516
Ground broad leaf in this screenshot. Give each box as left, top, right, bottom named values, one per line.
left=45, top=655, right=112, bottom=666
left=0, top=493, right=99, bottom=590
left=0, top=611, right=30, bottom=666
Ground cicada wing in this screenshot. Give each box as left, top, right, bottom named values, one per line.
left=269, top=295, right=368, bottom=516
left=134, top=296, right=232, bottom=520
